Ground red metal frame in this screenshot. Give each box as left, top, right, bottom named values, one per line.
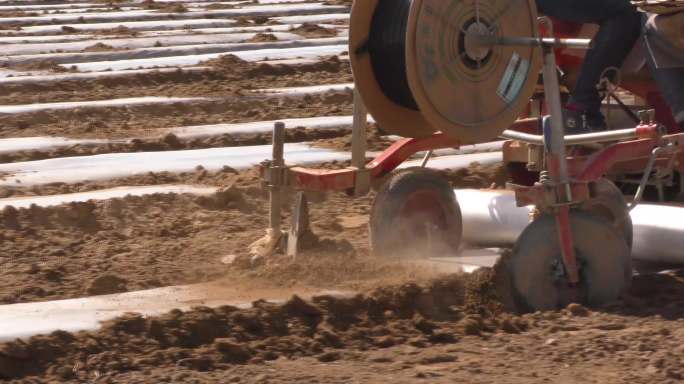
left=282, top=133, right=461, bottom=193
left=264, top=16, right=681, bottom=196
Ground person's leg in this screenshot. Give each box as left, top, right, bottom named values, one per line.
left=536, top=0, right=642, bottom=131
left=571, top=11, right=642, bottom=127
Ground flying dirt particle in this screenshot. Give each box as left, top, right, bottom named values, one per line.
left=460, top=316, right=482, bottom=335
left=593, top=322, right=626, bottom=331
left=194, top=186, right=251, bottom=211
left=23, top=264, right=40, bottom=275
left=61, top=26, right=78, bottom=33
left=103, top=198, right=125, bottom=219
left=409, top=337, right=428, bottom=348
left=289, top=23, right=338, bottom=38
left=162, top=133, right=183, bottom=149
left=221, top=165, right=239, bottom=174
left=418, top=352, right=457, bottom=365
left=499, top=316, right=521, bottom=334
left=56, top=202, right=98, bottom=227
left=374, top=335, right=398, bottom=348
left=427, top=331, right=457, bottom=344
left=413, top=315, right=438, bottom=335
left=42, top=266, right=64, bottom=282
left=213, top=339, right=252, bottom=363
left=566, top=303, right=589, bottom=317
left=83, top=42, right=115, bottom=52
left=0, top=356, right=22, bottom=379
left=221, top=255, right=238, bottom=265
left=176, top=357, right=213, bottom=371
left=314, top=329, right=343, bottom=348
left=85, top=274, right=128, bottom=295
left=2, top=206, right=19, bottom=229
left=245, top=33, right=278, bottom=43
left=317, top=351, right=340, bottom=362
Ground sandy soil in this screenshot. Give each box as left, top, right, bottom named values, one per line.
left=0, top=56, right=354, bottom=139
left=2, top=3, right=683, bottom=383
left=3, top=271, right=684, bottom=383
left=0, top=164, right=506, bottom=304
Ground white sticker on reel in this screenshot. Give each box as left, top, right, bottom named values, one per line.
left=497, top=52, right=530, bottom=104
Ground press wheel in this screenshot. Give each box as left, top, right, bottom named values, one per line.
left=581, top=179, right=633, bottom=249
left=369, top=167, right=463, bottom=258
left=498, top=211, right=631, bottom=312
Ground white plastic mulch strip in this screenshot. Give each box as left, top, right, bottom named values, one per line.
left=0, top=285, right=354, bottom=343
left=0, top=34, right=98, bottom=44
left=0, top=282, right=257, bottom=342
left=0, top=23, right=346, bottom=44
left=65, top=44, right=347, bottom=71
left=257, top=55, right=349, bottom=66
left=0, top=185, right=218, bottom=210
left=0, top=67, right=210, bottom=85
left=0, top=9, right=158, bottom=26
left=1, top=32, right=305, bottom=56
left=0, top=137, right=110, bottom=154
left=4, top=19, right=239, bottom=36
left=5, top=36, right=348, bottom=66
left=252, top=83, right=354, bottom=96
left=0, top=144, right=350, bottom=186
left=398, top=152, right=504, bottom=170
left=274, top=13, right=349, bottom=24
left=0, top=4, right=348, bottom=26
left=167, top=23, right=346, bottom=36
left=170, top=115, right=364, bottom=139
left=0, top=34, right=104, bottom=44
left=0, top=97, right=212, bottom=115
left=0, top=68, right=38, bottom=78
left=0, top=3, right=99, bottom=10
left=0, top=115, right=365, bottom=156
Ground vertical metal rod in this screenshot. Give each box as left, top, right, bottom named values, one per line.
left=630, top=146, right=663, bottom=210
left=541, top=45, right=571, bottom=199
left=420, top=150, right=434, bottom=168
left=539, top=20, right=579, bottom=285
left=272, top=121, right=285, bottom=167
left=351, top=88, right=368, bottom=170
left=269, top=121, right=285, bottom=233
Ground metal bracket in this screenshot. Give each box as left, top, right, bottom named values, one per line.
left=268, top=122, right=286, bottom=234
left=630, top=143, right=678, bottom=209
left=286, top=191, right=311, bottom=260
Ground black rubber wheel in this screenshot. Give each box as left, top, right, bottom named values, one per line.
left=498, top=211, right=631, bottom=312
left=369, top=167, right=463, bottom=258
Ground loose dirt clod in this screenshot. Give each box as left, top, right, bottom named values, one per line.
left=86, top=274, right=129, bottom=295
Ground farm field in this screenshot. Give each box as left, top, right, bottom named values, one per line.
left=0, top=1, right=683, bottom=383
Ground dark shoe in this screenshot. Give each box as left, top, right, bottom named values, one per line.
left=563, top=104, right=607, bottom=135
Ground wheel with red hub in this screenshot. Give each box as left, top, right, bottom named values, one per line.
left=369, top=167, right=463, bottom=258
left=497, top=211, right=631, bottom=313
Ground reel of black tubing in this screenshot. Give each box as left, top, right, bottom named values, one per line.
left=368, top=0, right=418, bottom=111
left=350, top=0, right=542, bottom=142
left=350, top=0, right=435, bottom=139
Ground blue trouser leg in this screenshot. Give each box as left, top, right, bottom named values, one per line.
left=535, top=0, right=642, bottom=122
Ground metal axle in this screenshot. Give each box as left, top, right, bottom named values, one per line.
left=501, top=127, right=644, bottom=146
left=479, top=36, right=592, bottom=50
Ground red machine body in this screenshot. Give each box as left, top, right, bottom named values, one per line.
left=262, top=20, right=684, bottom=206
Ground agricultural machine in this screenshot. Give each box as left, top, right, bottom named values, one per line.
left=259, top=0, right=684, bottom=312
